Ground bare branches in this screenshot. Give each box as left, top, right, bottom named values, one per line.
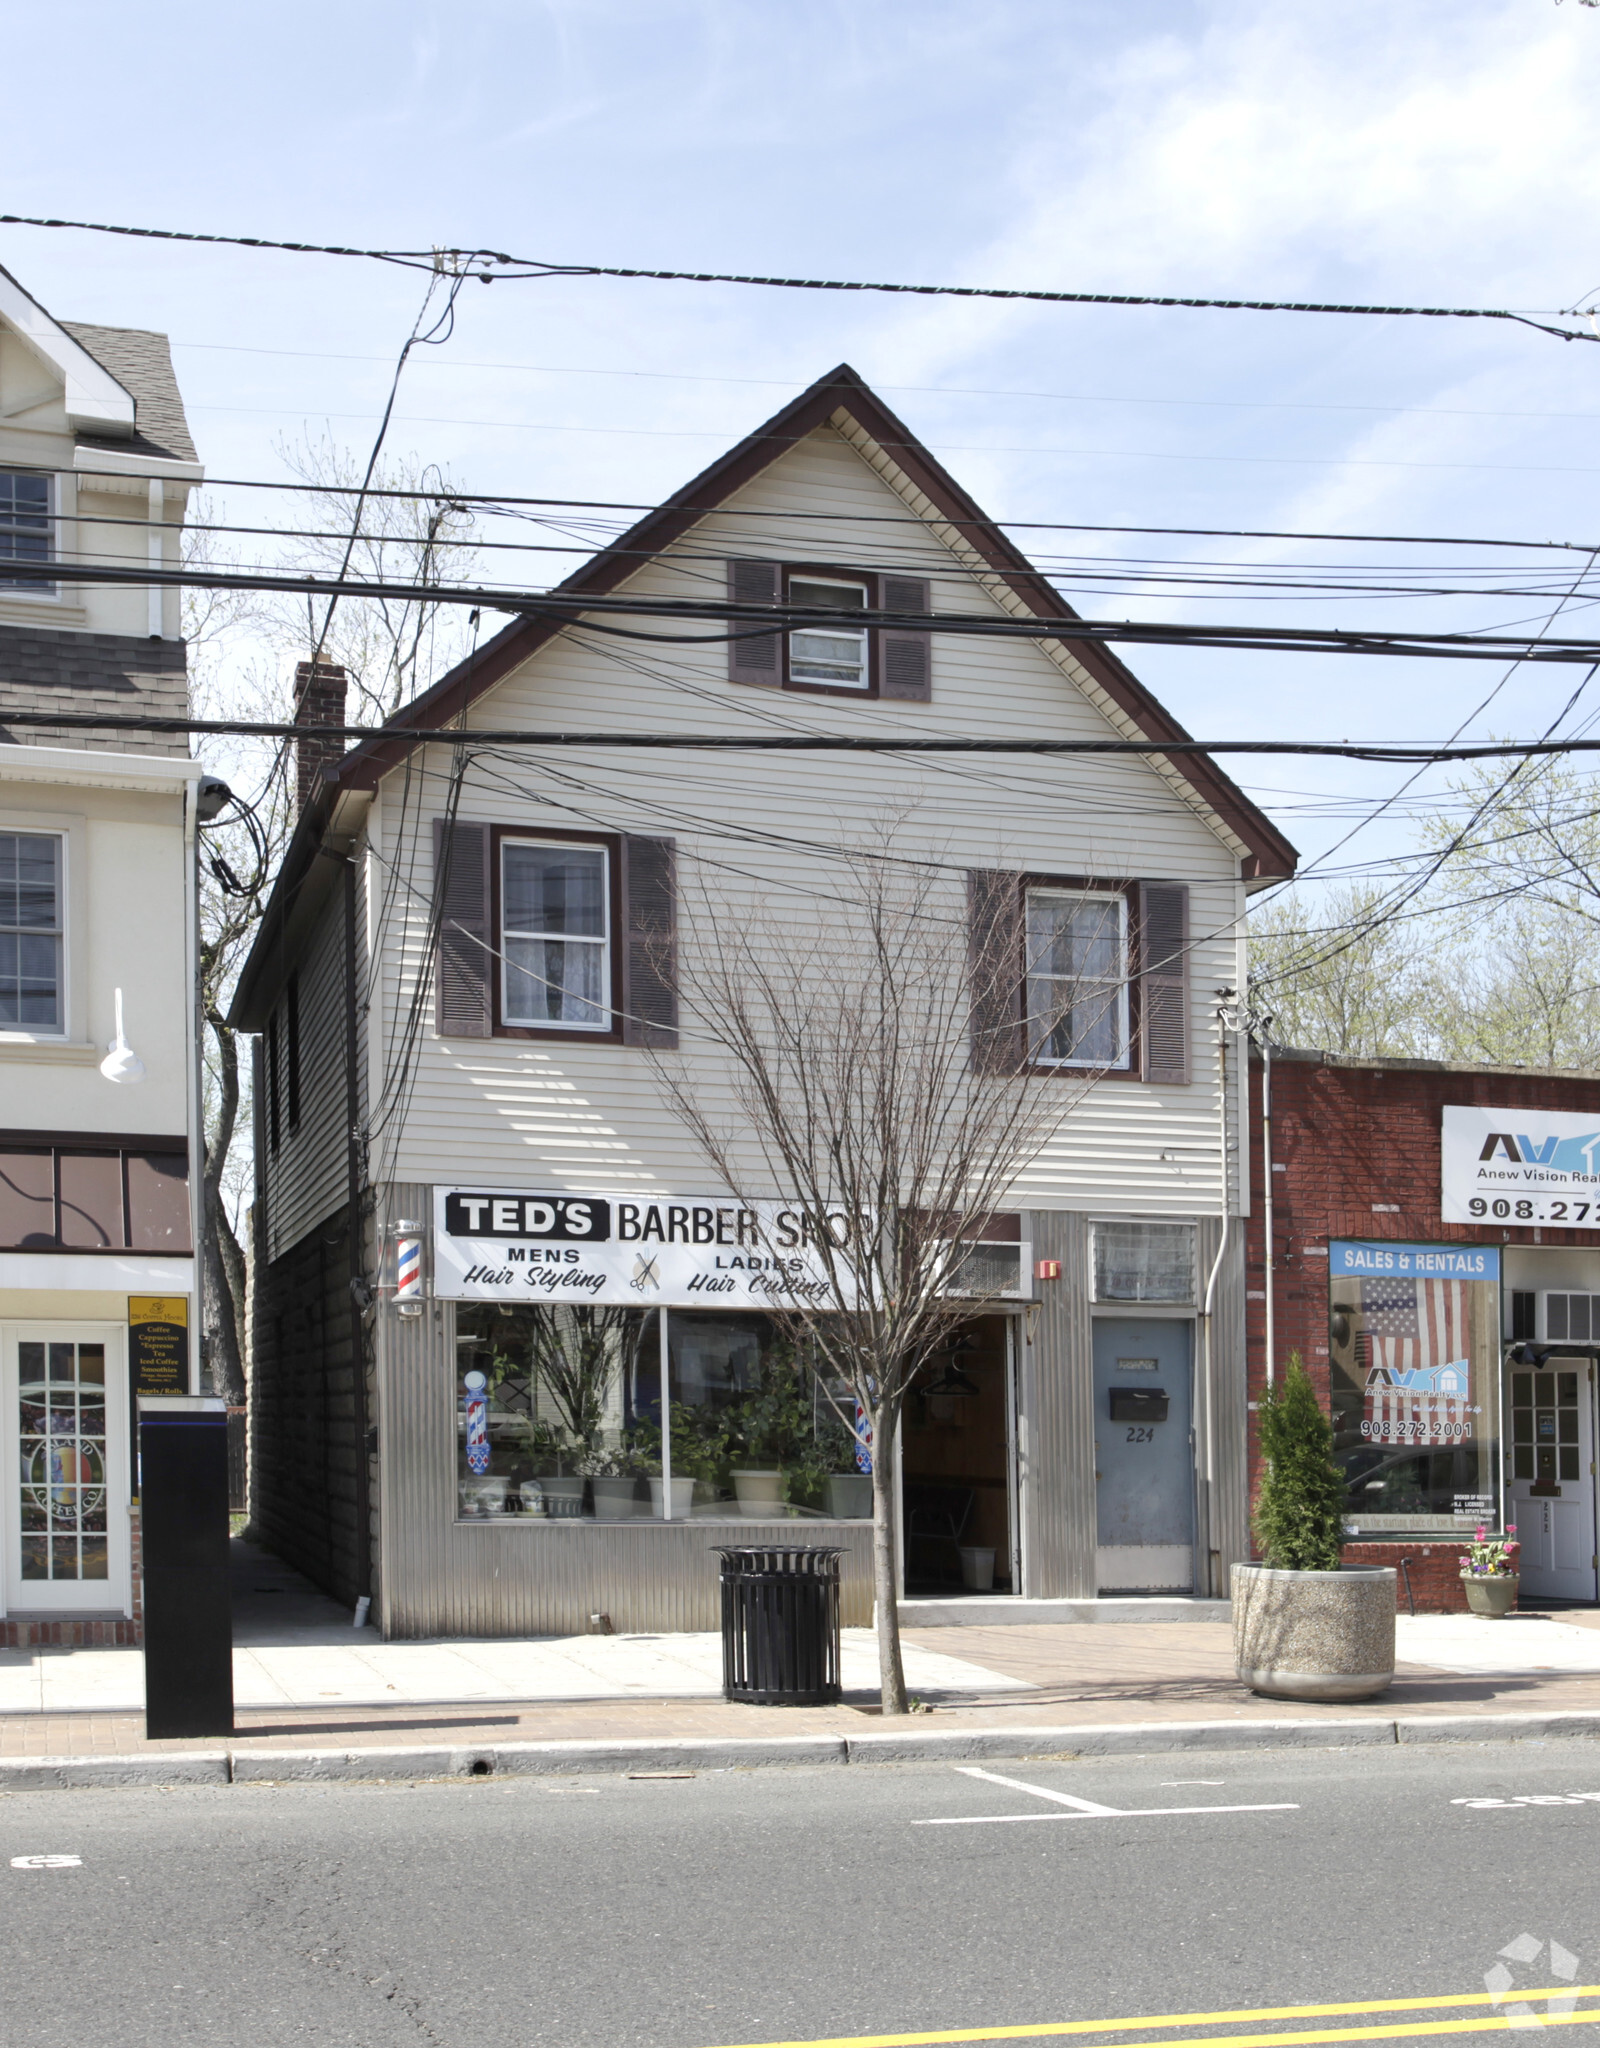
left=649, top=835, right=1105, bottom=1709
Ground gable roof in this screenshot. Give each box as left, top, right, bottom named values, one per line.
left=0, top=263, right=198, bottom=467
left=232, top=366, right=1298, bottom=1028
left=324, top=363, right=1296, bottom=879
left=61, top=322, right=197, bottom=464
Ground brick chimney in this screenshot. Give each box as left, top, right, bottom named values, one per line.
left=292, top=661, right=347, bottom=813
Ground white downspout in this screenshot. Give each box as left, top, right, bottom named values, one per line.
left=1261, top=1035, right=1275, bottom=1390
left=1199, top=997, right=1239, bottom=1597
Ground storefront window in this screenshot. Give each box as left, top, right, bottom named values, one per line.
left=455, top=1304, right=658, bottom=1519
left=665, top=1311, right=868, bottom=1519
left=1328, top=1242, right=1502, bottom=1536
left=455, top=1305, right=872, bottom=1521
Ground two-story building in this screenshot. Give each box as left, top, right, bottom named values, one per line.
left=0, top=264, right=205, bottom=1646
left=231, top=365, right=1298, bottom=1636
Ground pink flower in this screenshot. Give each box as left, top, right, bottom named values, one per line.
left=1476, top=1525, right=1486, bottom=1539
left=1507, top=1524, right=1517, bottom=1535
left=1458, top=1556, right=1470, bottom=1568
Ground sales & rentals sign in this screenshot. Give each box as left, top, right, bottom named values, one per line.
left=1442, top=1104, right=1600, bottom=1229
left=431, top=1188, right=862, bottom=1307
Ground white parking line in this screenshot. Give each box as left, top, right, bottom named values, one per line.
left=913, top=1766, right=1300, bottom=1827
left=10, top=1855, right=81, bottom=1869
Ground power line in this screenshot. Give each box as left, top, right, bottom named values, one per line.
left=28, top=455, right=1600, bottom=555
left=14, top=553, right=1600, bottom=664
left=3, top=211, right=1595, bottom=342
left=15, top=708, right=1600, bottom=762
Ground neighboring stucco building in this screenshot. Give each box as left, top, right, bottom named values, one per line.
left=232, top=365, right=1298, bottom=1637
left=1247, top=1046, right=1600, bottom=1612
left=0, top=265, right=205, bottom=1645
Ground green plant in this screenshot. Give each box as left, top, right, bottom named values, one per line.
left=1461, top=1524, right=1520, bottom=1577
left=1252, top=1353, right=1347, bottom=1572
left=665, top=1402, right=730, bottom=1486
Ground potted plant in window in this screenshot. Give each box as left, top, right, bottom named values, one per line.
left=1460, top=1525, right=1520, bottom=1616
left=728, top=1347, right=815, bottom=1517
left=1233, top=1353, right=1396, bottom=1703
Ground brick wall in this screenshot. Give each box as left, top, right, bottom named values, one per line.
left=1245, top=1051, right=1600, bottom=1609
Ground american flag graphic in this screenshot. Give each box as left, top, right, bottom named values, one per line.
left=1359, top=1275, right=1475, bottom=1448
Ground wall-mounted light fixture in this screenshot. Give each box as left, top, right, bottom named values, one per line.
left=99, top=988, right=145, bottom=1085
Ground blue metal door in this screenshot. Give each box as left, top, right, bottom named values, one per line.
left=1092, top=1317, right=1194, bottom=1593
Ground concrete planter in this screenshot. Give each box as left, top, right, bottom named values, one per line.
left=1232, top=1562, right=1396, bottom=1703
left=1462, top=1572, right=1518, bottom=1617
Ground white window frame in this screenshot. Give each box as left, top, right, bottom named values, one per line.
left=787, top=576, right=870, bottom=691
left=0, top=812, right=82, bottom=1046
left=0, top=469, right=57, bottom=602
left=1025, top=886, right=1130, bottom=1070
left=499, top=837, right=612, bottom=1033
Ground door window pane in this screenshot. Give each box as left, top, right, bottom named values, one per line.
left=501, top=842, right=610, bottom=1028
left=0, top=832, right=62, bottom=1031
left=16, top=1340, right=109, bottom=1581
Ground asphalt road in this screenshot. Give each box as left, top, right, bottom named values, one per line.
left=3, top=1742, right=1599, bottom=2048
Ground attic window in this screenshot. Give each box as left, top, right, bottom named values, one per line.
left=0, top=472, right=52, bottom=592
left=788, top=577, right=869, bottom=690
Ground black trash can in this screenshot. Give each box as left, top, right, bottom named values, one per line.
left=716, top=1546, right=843, bottom=1705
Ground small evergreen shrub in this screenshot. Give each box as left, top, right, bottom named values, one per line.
left=1252, top=1352, right=1347, bottom=1571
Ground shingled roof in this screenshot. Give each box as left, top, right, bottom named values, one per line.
left=60, top=321, right=197, bottom=464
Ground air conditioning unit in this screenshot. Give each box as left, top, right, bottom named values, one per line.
left=937, top=1238, right=1034, bottom=1300
left=1540, top=1291, right=1600, bottom=1343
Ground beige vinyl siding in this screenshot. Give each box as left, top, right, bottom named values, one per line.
left=263, top=883, right=352, bottom=1262
left=355, top=421, right=1250, bottom=1215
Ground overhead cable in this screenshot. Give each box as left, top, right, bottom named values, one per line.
left=1, top=211, right=1594, bottom=343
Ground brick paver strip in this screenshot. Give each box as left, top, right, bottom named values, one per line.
left=4, top=1624, right=1600, bottom=1758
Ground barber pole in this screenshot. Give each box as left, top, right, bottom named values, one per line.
left=395, top=1234, right=423, bottom=1311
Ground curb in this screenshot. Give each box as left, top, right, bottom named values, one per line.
left=7, top=1709, right=1600, bottom=1790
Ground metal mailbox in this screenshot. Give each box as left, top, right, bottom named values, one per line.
left=1109, top=1387, right=1169, bottom=1423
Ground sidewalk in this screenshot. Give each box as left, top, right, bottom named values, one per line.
left=9, top=1539, right=1600, bottom=1763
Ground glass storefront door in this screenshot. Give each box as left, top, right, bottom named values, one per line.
left=1507, top=1359, right=1599, bottom=1602
left=3, top=1325, right=129, bottom=1612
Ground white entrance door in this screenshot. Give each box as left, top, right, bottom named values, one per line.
left=1507, top=1359, right=1598, bottom=1602
left=2, top=1325, right=130, bottom=1614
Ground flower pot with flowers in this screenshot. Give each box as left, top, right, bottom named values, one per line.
left=1460, top=1525, right=1520, bottom=1616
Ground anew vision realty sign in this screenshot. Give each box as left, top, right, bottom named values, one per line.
left=431, top=1188, right=862, bottom=1308
left=1442, top=1104, right=1600, bottom=1229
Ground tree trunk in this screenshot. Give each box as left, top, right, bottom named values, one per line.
left=872, top=1413, right=907, bottom=1714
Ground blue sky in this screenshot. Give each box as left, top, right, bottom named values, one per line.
left=8, top=0, right=1600, bottom=881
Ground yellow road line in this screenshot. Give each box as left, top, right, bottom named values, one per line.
left=703, top=1987, right=1600, bottom=2048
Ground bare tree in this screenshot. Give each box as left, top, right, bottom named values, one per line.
left=185, top=453, right=483, bottom=1398
left=268, top=432, right=479, bottom=720
left=1247, top=880, right=1436, bottom=1058
left=651, top=848, right=1110, bottom=1714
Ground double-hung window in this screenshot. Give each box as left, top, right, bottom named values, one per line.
left=788, top=576, right=870, bottom=691
left=0, top=472, right=53, bottom=592
left=1025, top=887, right=1129, bottom=1068
left=501, top=839, right=611, bottom=1030
left=0, top=832, right=63, bottom=1032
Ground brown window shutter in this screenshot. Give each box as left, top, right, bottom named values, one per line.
left=1137, top=880, right=1190, bottom=1085
left=433, top=818, right=492, bottom=1038
left=967, top=870, right=1023, bottom=1072
left=621, top=834, right=678, bottom=1048
left=879, top=575, right=932, bottom=701
left=728, top=559, right=782, bottom=687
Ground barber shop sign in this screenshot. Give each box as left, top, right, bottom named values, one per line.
left=430, top=1188, right=862, bottom=1308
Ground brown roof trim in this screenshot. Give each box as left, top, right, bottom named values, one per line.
left=326, top=366, right=1296, bottom=877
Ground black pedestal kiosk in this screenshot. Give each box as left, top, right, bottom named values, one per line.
left=139, top=1396, right=234, bottom=1740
